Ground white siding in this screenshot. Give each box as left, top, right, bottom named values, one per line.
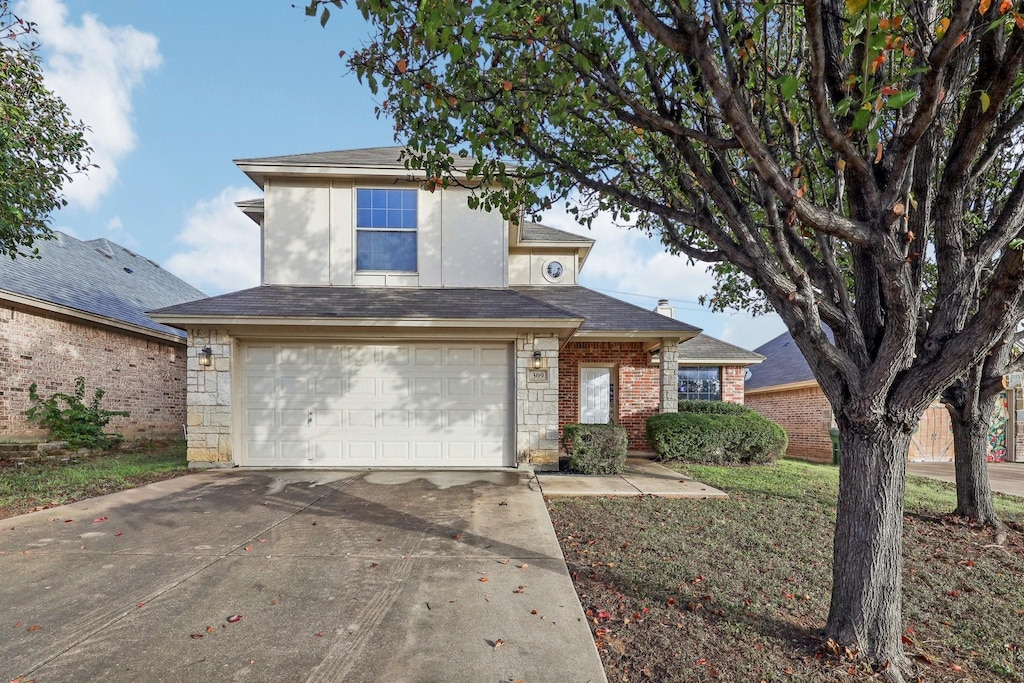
left=264, top=181, right=331, bottom=285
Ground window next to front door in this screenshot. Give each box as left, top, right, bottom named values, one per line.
left=356, top=188, right=417, bottom=271
left=678, top=366, right=722, bottom=401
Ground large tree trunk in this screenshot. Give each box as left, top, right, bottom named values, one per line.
left=949, top=407, right=999, bottom=524
left=825, top=417, right=913, bottom=681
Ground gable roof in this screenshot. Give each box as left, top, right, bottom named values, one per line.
left=0, top=232, right=206, bottom=340
left=513, top=286, right=699, bottom=335
left=150, top=285, right=583, bottom=325
left=235, top=146, right=416, bottom=169
left=677, top=333, right=764, bottom=365
left=745, top=327, right=834, bottom=390
left=520, top=222, right=594, bottom=244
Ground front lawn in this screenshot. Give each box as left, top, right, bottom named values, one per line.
left=549, top=460, right=1024, bottom=682
left=0, top=442, right=189, bottom=519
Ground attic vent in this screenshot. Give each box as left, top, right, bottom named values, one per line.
left=123, top=267, right=134, bottom=274
left=94, top=239, right=115, bottom=258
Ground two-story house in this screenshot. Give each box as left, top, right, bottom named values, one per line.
left=151, top=147, right=763, bottom=470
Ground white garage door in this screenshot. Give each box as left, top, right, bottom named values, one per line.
left=241, top=342, right=511, bottom=467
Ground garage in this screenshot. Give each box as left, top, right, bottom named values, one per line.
left=241, top=342, right=512, bottom=467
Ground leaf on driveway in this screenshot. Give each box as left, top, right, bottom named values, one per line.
left=26, top=625, right=41, bottom=632
left=92, top=517, right=108, bottom=523
left=190, top=633, right=204, bottom=639
left=227, top=614, right=243, bottom=623
left=479, top=577, right=489, bottom=583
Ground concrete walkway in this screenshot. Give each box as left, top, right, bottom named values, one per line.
left=0, top=470, right=606, bottom=683
left=533, top=457, right=728, bottom=499
left=908, top=461, right=1024, bottom=498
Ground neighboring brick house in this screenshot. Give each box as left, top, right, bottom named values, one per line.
left=746, top=331, right=1021, bottom=463
left=0, top=232, right=206, bottom=441
left=150, top=146, right=766, bottom=469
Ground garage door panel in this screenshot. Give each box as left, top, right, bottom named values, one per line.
left=278, top=346, right=310, bottom=365
left=242, top=342, right=510, bottom=467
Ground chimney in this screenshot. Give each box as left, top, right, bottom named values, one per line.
left=654, top=298, right=674, bottom=318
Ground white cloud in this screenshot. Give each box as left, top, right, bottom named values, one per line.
left=164, top=187, right=262, bottom=295
left=15, top=0, right=162, bottom=209
left=102, top=214, right=141, bottom=249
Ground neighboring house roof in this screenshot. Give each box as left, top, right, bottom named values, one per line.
left=513, top=286, right=699, bottom=335
left=150, top=285, right=583, bottom=325
left=746, top=328, right=834, bottom=390
left=520, top=222, right=594, bottom=244
left=677, top=333, right=764, bottom=365
left=0, top=232, right=206, bottom=341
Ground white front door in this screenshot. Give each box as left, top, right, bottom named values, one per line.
left=580, top=367, right=611, bottom=424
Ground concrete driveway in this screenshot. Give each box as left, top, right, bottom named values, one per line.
left=908, top=462, right=1024, bottom=498
left=0, top=470, right=606, bottom=683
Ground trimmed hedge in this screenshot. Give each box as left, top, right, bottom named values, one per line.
left=647, top=409, right=787, bottom=464
left=677, top=399, right=752, bottom=415
left=563, top=423, right=628, bottom=474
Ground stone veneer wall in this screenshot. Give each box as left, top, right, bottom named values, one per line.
left=0, top=304, right=186, bottom=439
left=515, top=333, right=560, bottom=470
left=185, top=329, right=233, bottom=465
left=559, top=341, right=660, bottom=450
left=745, top=385, right=833, bottom=462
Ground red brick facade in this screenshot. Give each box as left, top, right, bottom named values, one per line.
left=559, top=341, right=749, bottom=451
left=745, top=385, right=833, bottom=462
left=559, top=341, right=658, bottom=450
left=0, top=304, right=187, bottom=440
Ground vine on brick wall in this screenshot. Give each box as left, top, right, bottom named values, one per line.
left=25, top=377, right=130, bottom=448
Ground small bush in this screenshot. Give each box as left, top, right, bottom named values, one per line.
left=677, top=399, right=752, bottom=415
left=563, top=423, right=628, bottom=474
left=647, top=411, right=786, bottom=464
left=26, top=377, right=130, bottom=449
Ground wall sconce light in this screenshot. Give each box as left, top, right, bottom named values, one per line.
left=532, top=350, right=544, bottom=369
left=649, top=349, right=661, bottom=365
left=198, top=347, right=213, bottom=367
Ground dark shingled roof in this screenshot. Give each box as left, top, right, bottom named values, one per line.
left=0, top=232, right=206, bottom=339
left=677, top=333, right=764, bottom=364
left=745, top=328, right=834, bottom=390
left=235, top=145, right=486, bottom=171
left=520, top=222, right=594, bottom=244
left=150, top=285, right=581, bottom=321
left=513, top=286, right=699, bottom=334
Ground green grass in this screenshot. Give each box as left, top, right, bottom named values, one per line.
left=549, top=459, right=1024, bottom=682
left=0, top=442, right=188, bottom=518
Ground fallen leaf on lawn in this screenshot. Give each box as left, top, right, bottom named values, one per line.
left=92, top=517, right=108, bottom=523
left=951, top=664, right=963, bottom=672
left=901, top=634, right=915, bottom=646
left=227, top=614, right=243, bottom=623
left=479, top=577, right=490, bottom=583
left=26, top=625, right=41, bottom=632
left=667, top=597, right=676, bottom=605
left=190, top=633, right=204, bottom=639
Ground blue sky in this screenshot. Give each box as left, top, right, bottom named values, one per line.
left=18, top=0, right=786, bottom=349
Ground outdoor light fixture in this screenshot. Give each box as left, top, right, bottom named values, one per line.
left=198, top=347, right=213, bottom=367
left=532, top=350, right=544, bottom=368
left=649, top=349, right=661, bottom=365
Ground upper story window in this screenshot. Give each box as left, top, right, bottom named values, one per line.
left=356, top=188, right=417, bottom=272
left=678, top=366, right=722, bottom=401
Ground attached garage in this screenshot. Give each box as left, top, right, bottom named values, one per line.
left=240, top=342, right=512, bottom=467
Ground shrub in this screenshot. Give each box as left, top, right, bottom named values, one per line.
left=563, top=423, right=628, bottom=474
left=647, top=410, right=786, bottom=464
left=25, top=377, right=130, bottom=449
left=677, top=399, right=752, bottom=415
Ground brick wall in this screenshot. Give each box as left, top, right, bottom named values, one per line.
left=745, top=385, right=833, bottom=462
left=721, top=366, right=745, bottom=403
left=559, top=341, right=659, bottom=450
left=0, top=304, right=186, bottom=440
